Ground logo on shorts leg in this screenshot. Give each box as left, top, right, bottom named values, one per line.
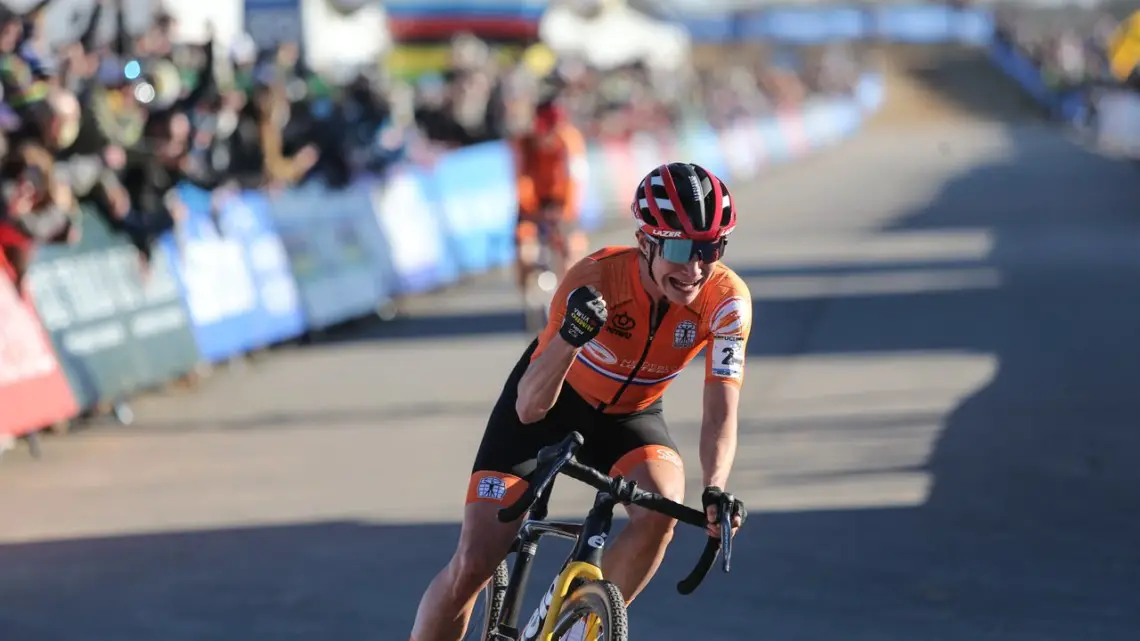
left=477, top=475, right=508, bottom=501
left=654, top=447, right=683, bottom=469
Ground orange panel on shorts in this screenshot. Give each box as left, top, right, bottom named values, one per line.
left=466, top=471, right=530, bottom=505
left=610, top=445, right=684, bottom=478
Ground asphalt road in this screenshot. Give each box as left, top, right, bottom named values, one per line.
left=3, top=51, right=1139, bottom=641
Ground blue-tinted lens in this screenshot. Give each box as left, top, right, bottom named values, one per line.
left=660, top=238, right=694, bottom=263
left=659, top=238, right=725, bottom=263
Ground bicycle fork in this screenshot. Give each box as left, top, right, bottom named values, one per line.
left=519, top=561, right=603, bottom=641
left=493, top=491, right=617, bottom=641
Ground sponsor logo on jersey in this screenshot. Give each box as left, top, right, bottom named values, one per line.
left=606, top=312, right=636, bottom=339
left=617, top=360, right=676, bottom=376
left=582, top=340, right=618, bottom=365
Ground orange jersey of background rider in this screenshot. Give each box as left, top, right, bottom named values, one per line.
left=533, top=246, right=753, bottom=414
left=510, top=119, right=587, bottom=220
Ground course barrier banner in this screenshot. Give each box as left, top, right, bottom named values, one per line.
left=371, top=165, right=456, bottom=294
left=871, top=4, right=963, bottom=43
left=677, top=4, right=994, bottom=44
left=268, top=181, right=391, bottom=330
left=988, top=36, right=1087, bottom=124
left=163, top=185, right=307, bottom=363
left=26, top=207, right=199, bottom=410
left=217, top=190, right=308, bottom=346
left=740, top=6, right=867, bottom=43
left=0, top=259, right=78, bottom=436
left=162, top=187, right=265, bottom=363
left=429, top=142, right=517, bottom=276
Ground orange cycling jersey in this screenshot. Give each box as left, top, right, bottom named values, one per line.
left=533, top=247, right=753, bottom=414
left=511, top=123, right=586, bottom=219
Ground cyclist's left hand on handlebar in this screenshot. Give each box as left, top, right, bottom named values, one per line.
left=702, top=486, right=747, bottom=538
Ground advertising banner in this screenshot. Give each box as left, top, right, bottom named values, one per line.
left=370, top=166, right=455, bottom=294
left=429, top=142, right=517, bottom=276
left=162, top=187, right=263, bottom=363
left=268, top=182, right=390, bottom=330
left=26, top=208, right=199, bottom=410
left=216, top=190, right=308, bottom=346
left=741, top=6, right=866, bottom=43
left=0, top=258, right=78, bottom=436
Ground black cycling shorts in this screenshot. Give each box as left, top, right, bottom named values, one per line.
left=466, top=339, right=681, bottom=505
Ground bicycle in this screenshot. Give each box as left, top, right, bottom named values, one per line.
left=521, top=214, right=560, bottom=334
left=467, top=431, right=738, bottom=641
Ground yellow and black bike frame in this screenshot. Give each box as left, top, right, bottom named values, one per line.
left=490, top=478, right=617, bottom=641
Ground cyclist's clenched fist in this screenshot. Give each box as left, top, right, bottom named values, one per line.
left=559, top=285, right=607, bottom=348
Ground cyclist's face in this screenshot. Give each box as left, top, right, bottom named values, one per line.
left=640, top=235, right=711, bottom=305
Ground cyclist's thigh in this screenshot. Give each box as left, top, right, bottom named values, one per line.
left=454, top=500, right=522, bottom=574
left=581, top=404, right=686, bottom=506
left=469, top=339, right=584, bottom=507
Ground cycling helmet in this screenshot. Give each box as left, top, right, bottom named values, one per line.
left=632, top=162, right=736, bottom=242
left=533, top=99, right=566, bottom=136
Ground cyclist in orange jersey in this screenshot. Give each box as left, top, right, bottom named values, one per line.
left=409, top=162, right=750, bottom=641
left=510, top=99, right=589, bottom=294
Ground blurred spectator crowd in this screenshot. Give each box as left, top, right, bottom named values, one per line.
left=407, top=32, right=861, bottom=144
left=991, top=2, right=1132, bottom=93
left=0, top=0, right=859, bottom=295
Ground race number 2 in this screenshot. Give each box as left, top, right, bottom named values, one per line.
left=711, top=335, right=744, bottom=379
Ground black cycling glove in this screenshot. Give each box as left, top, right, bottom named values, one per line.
left=702, top=486, right=747, bottom=532
left=559, top=285, right=607, bottom=348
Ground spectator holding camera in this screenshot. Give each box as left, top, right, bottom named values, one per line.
left=0, top=139, right=81, bottom=291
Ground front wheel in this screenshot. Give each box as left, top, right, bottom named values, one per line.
left=466, top=561, right=509, bottom=641
left=551, top=580, right=628, bottom=641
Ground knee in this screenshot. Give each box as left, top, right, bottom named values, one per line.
left=628, top=506, right=679, bottom=547
left=446, top=539, right=503, bottom=599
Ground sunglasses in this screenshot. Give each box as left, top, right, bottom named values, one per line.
left=655, top=237, right=727, bottom=264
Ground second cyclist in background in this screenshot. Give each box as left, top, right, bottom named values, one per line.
left=511, top=99, right=589, bottom=307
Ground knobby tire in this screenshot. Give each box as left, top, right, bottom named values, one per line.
left=471, top=561, right=510, bottom=641
left=551, top=580, right=628, bottom=641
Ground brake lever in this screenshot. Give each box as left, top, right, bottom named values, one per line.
left=719, top=494, right=734, bottom=573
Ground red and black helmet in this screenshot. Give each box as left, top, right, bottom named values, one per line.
left=533, top=99, right=566, bottom=136
left=631, top=163, right=736, bottom=242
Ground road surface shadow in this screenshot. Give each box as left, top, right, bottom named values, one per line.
left=873, top=44, right=1045, bottom=124
left=733, top=124, right=1140, bottom=638
left=316, top=308, right=535, bottom=344
left=58, top=401, right=496, bottom=435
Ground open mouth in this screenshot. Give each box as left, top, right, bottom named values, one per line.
left=668, top=276, right=700, bottom=293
